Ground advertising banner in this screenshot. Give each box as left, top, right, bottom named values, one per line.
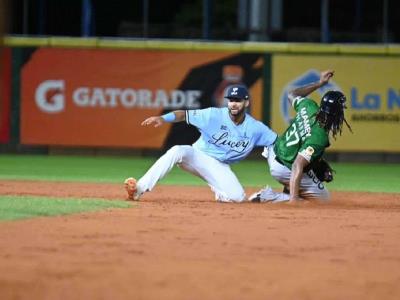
left=271, top=54, right=400, bottom=152
left=0, top=48, right=11, bottom=143
left=21, top=48, right=264, bottom=148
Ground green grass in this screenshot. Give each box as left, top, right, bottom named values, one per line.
left=0, top=154, right=397, bottom=221
left=326, top=163, right=400, bottom=193
left=0, top=196, right=132, bottom=221
left=0, top=154, right=399, bottom=193
left=0, top=155, right=153, bottom=183
left=233, top=161, right=400, bottom=193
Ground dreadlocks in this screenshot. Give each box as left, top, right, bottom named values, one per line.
left=316, top=110, right=352, bottom=139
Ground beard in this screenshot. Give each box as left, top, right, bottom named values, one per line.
left=228, top=106, right=246, bottom=117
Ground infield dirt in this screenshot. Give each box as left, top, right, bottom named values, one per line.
left=1, top=180, right=400, bottom=300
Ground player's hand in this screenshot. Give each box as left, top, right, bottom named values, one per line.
left=289, top=195, right=301, bottom=203
left=319, top=70, right=334, bottom=85
left=141, top=116, right=165, bottom=127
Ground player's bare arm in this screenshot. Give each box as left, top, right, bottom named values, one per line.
left=289, top=154, right=310, bottom=202
left=287, top=70, right=334, bottom=105
left=141, top=110, right=186, bottom=127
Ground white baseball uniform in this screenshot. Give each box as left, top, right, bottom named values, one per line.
left=136, top=107, right=277, bottom=202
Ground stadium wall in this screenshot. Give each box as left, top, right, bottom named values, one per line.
left=1, top=36, right=400, bottom=161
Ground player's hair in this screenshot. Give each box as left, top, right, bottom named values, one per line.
left=316, top=91, right=352, bottom=139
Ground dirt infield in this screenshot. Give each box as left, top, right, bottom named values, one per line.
left=1, top=180, right=400, bottom=300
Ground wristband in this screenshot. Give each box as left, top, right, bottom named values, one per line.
left=161, top=112, right=176, bottom=122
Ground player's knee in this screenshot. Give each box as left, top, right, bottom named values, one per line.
left=270, top=169, right=280, bottom=180
left=301, top=187, right=330, bottom=201
left=167, top=145, right=182, bottom=155
left=217, top=190, right=246, bottom=203
left=314, top=182, right=330, bottom=200
left=319, top=188, right=330, bottom=200
left=231, top=193, right=246, bottom=202
left=166, top=145, right=192, bottom=162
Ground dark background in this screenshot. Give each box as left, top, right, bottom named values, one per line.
left=8, top=0, right=400, bottom=43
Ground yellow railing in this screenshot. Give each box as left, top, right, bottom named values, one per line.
left=3, top=36, right=400, bottom=55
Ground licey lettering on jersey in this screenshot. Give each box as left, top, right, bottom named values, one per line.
left=185, top=107, right=277, bottom=164
left=208, top=130, right=250, bottom=154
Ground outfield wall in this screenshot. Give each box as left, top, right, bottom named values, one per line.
left=0, top=48, right=11, bottom=144
left=2, top=36, right=400, bottom=154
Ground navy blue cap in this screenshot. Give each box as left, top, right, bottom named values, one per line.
left=224, top=85, right=250, bottom=100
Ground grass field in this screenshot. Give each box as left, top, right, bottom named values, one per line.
left=0, top=154, right=399, bottom=192
left=0, top=154, right=399, bottom=220
left=0, top=196, right=132, bottom=220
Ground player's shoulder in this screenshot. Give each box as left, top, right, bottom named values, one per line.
left=244, top=113, right=261, bottom=125
left=293, top=96, right=318, bottom=109
left=245, top=114, right=271, bottom=130
left=186, top=107, right=220, bottom=125
left=204, top=107, right=231, bottom=122
left=205, top=106, right=227, bottom=114
left=191, top=106, right=224, bottom=116
left=210, top=107, right=229, bottom=118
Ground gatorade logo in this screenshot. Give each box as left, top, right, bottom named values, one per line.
left=280, top=70, right=341, bottom=124
left=35, top=80, right=65, bottom=113
left=35, top=80, right=202, bottom=112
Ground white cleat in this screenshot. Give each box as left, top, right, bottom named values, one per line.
left=248, top=186, right=278, bottom=203
left=124, top=177, right=140, bottom=201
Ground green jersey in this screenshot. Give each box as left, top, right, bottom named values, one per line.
left=274, top=97, right=329, bottom=169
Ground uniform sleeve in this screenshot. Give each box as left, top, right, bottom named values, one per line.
left=292, top=96, right=306, bottom=111
left=298, top=143, right=325, bottom=163
left=186, top=108, right=212, bottom=129
left=256, top=122, right=278, bottom=147
left=293, top=97, right=318, bottom=113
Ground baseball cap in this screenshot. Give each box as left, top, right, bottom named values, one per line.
left=224, top=85, right=250, bottom=100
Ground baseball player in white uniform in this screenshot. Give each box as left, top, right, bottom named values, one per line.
left=124, top=85, right=277, bottom=203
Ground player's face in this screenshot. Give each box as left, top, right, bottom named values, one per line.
left=228, top=99, right=249, bottom=116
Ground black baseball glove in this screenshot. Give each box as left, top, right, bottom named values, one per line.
left=311, top=158, right=334, bottom=182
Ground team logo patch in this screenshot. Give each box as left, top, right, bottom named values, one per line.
left=305, top=146, right=315, bottom=156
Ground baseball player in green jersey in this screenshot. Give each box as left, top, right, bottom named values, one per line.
left=250, top=70, right=351, bottom=203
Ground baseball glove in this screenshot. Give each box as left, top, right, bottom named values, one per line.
left=311, top=158, right=334, bottom=182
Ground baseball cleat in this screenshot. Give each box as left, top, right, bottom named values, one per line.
left=248, top=186, right=276, bottom=203
left=248, top=191, right=262, bottom=202
left=124, top=177, right=140, bottom=201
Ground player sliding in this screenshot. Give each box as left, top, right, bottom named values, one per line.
left=249, top=70, right=352, bottom=203
left=124, top=85, right=277, bottom=202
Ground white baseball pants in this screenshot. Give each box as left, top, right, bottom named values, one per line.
left=263, top=145, right=330, bottom=201
left=136, top=145, right=246, bottom=202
